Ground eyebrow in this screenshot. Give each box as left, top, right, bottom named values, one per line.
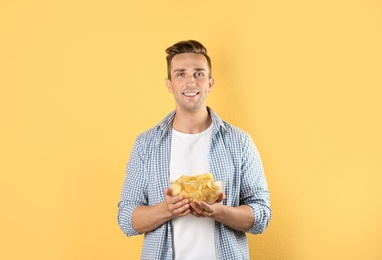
left=173, top=68, right=207, bottom=73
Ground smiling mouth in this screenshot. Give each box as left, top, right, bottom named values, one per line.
left=183, top=92, right=199, bottom=97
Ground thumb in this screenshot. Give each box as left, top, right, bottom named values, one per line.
left=216, top=193, right=226, bottom=202
left=164, top=188, right=173, bottom=196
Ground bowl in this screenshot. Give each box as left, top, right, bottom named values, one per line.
left=170, top=180, right=224, bottom=204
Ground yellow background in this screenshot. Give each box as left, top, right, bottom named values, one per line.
left=1, top=0, right=381, bottom=259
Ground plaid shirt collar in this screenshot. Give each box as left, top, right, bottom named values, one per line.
left=157, top=106, right=226, bottom=135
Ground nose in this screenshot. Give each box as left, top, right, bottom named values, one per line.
left=186, top=74, right=196, bottom=86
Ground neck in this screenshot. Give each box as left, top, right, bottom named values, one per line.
left=172, top=107, right=211, bottom=134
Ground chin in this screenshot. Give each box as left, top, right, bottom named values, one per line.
left=179, top=104, right=203, bottom=112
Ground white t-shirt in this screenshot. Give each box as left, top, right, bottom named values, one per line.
left=170, top=124, right=216, bottom=260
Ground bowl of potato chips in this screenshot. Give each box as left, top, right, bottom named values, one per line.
left=170, top=173, right=224, bottom=204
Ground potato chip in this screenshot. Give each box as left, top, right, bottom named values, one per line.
left=170, top=173, right=224, bottom=203
left=171, top=182, right=181, bottom=195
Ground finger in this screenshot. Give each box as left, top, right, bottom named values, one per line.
left=202, top=209, right=213, bottom=217
left=173, top=204, right=190, bottom=216
left=171, top=200, right=190, bottom=213
left=165, top=189, right=183, bottom=203
left=197, top=201, right=211, bottom=210
left=215, top=193, right=226, bottom=203
left=190, top=202, right=203, bottom=214
left=191, top=211, right=203, bottom=218
left=165, top=189, right=186, bottom=203
left=167, top=194, right=187, bottom=206
left=191, top=203, right=211, bottom=218
left=190, top=208, right=204, bottom=218
left=164, top=188, right=173, bottom=197
left=195, top=202, right=215, bottom=217
left=177, top=208, right=191, bottom=217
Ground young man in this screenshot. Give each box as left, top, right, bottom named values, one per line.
left=118, top=40, right=271, bottom=259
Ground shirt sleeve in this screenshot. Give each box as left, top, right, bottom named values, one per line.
left=240, top=134, right=271, bottom=234
left=117, top=135, right=148, bottom=237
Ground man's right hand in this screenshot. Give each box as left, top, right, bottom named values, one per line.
left=131, top=189, right=191, bottom=233
left=164, top=189, right=190, bottom=217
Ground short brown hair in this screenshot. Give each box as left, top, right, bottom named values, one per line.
left=165, top=40, right=212, bottom=80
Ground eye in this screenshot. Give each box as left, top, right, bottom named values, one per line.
left=195, top=72, right=205, bottom=77
left=176, top=73, right=185, bottom=77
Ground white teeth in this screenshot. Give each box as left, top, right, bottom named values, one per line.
left=184, top=92, right=198, bottom=96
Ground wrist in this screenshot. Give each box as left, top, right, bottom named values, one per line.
left=158, top=200, right=173, bottom=220
left=210, top=203, right=224, bottom=219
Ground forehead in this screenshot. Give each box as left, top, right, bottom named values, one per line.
left=170, top=53, right=209, bottom=70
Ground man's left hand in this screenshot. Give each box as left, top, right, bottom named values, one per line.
left=189, top=193, right=226, bottom=218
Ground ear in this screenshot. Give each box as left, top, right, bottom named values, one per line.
left=208, top=77, right=214, bottom=93
left=165, top=78, right=173, bottom=93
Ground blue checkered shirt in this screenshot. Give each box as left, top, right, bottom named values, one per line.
left=118, top=107, right=271, bottom=260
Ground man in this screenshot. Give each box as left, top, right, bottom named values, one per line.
left=118, top=40, right=271, bottom=259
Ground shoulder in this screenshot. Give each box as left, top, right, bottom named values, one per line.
left=134, top=112, right=173, bottom=146
left=209, top=107, right=251, bottom=142
left=220, top=120, right=251, bottom=143
left=135, top=124, right=163, bottom=145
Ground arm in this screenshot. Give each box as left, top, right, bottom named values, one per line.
left=240, top=135, right=271, bottom=234
left=190, top=197, right=254, bottom=232
left=131, top=189, right=190, bottom=233
left=118, top=134, right=191, bottom=236
left=212, top=204, right=254, bottom=232
left=190, top=134, right=271, bottom=233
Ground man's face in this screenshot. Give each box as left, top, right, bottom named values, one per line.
left=166, top=53, right=214, bottom=113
